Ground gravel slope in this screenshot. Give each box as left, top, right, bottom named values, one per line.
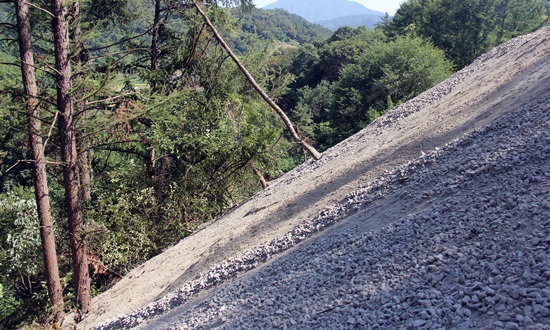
left=79, top=24, right=549, bottom=329
left=139, top=94, right=550, bottom=329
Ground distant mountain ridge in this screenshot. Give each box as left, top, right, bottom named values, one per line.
left=262, top=0, right=385, bottom=23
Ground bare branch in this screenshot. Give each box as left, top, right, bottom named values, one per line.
left=4, top=159, right=63, bottom=171
left=0, top=34, right=16, bottom=40
left=34, top=54, right=61, bottom=76
left=0, top=22, right=17, bottom=29
left=24, top=1, right=54, bottom=17
left=74, top=94, right=138, bottom=117
left=1, top=57, right=57, bottom=78
left=82, top=93, right=137, bottom=107
left=92, top=142, right=146, bottom=157
left=0, top=61, right=21, bottom=68
left=90, top=47, right=150, bottom=61
left=6, top=160, right=27, bottom=173
left=43, top=110, right=58, bottom=151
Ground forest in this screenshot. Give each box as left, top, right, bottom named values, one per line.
left=0, top=0, right=548, bottom=327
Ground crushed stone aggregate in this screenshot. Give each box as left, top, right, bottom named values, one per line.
left=92, top=25, right=550, bottom=330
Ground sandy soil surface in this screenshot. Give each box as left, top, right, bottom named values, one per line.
left=77, top=24, right=549, bottom=329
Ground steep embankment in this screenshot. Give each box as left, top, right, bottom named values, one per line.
left=79, top=25, right=549, bottom=329
left=138, top=83, right=550, bottom=330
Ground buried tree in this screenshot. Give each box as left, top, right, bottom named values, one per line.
left=192, top=0, right=322, bottom=160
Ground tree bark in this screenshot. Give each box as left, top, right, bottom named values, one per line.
left=250, top=161, right=268, bottom=189
left=51, top=0, right=90, bottom=316
left=69, top=0, right=93, bottom=202
left=69, top=1, right=92, bottom=201
left=146, top=147, right=156, bottom=178
left=192, top=1, right=322, bottom=160
left=14, top=0, right=65, bottom=323
left=78, top=146, right=92, bottom=201
left=151, top=0, right=162, bottom=72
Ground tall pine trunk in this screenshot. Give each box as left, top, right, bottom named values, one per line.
left=192, top=1, right=322, bottom=160
left=14, top=0, right=65, bottom=323
left=69, top=0, right=93, bottom=202
left=51, top=0, right=90, bottom=316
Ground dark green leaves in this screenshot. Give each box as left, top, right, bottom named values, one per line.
left=384, top=0, right=548, bottom=68
left=330, top=36, right=453, bottom=140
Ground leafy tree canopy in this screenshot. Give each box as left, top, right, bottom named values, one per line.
left=383, top=0, right=548, bottom=68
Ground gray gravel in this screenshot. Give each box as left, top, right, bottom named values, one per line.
left=138, top=94, right=550, bottom=330
left=92, top=27, right=550, bottom=330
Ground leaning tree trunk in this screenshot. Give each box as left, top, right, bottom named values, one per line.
left=192, top=1, right=322, bottom=160
left=51, top=0, right=90, bottom=317
left=14, top=0, right=65, bottom=323
left=250, top=161, right=268, bottom=189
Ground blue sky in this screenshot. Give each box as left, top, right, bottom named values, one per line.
left=252, top=0, right=404, bottom=15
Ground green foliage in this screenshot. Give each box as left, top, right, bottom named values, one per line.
left=384, top=0, right=548, bottom=68
left=292, top=80, right=335, bottom=149
left=74, top=7, right=296, bottom=280
left=0, top=186, right=50, bottom=328
left=287, top=27, right=386, bottom=88
left=86, top=87, right=288, bottom=277
left=0, top=1, right=305, bottom=325
left=0, top=94, right=32, bottom=191
left=0, top=283, right=26, bottom=330
left=234, top=8, right=331, bottom=45
left=318, top=27, right=384, bottom=82
left=274, top=26, right=452, bottom=149
left=0, top=190, right=42, bottom=277
left=0, top=51, right=20, bottom=90
left=329, top=36, right=453, bottom=141
left=285, top=43, right=321, bottom=87
left=0, top=16, right=25, bottom=183
left=85, top=0, right=133, bottom=23
left=86, top=162, right=167, bottom=275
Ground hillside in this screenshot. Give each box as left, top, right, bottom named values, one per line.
left=316, top=13, right=384, bottom=30
left=233, top=8, right=331, bottom=44
left=77, top=25, right=549, bottom=329
left=262, top=0, right=384, bottom=22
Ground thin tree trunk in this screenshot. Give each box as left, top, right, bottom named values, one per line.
left=147, top=147, right=156, bottom=178
left=151, top=0, right=162, bottom=72
left=79, top=147, right=92, bottom=201
left=51, top=0, right=90, bottom=317
left=143, top=0, right=163, bottom=178
left=14, top=0, right=65, bottom=323
left=69, top=0, right=93, bottom=202
left=192, top=1, right=322, bottom=160
left=250, top=161, right=268, bottom=189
